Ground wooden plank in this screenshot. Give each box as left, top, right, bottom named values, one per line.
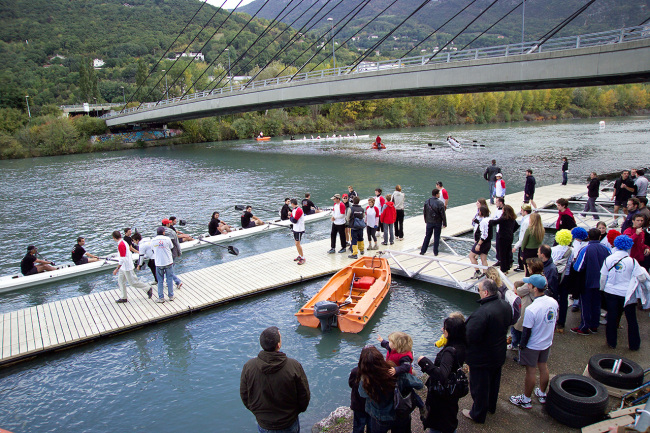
left=70, top=296, right=96, bottom=337
left=27, top=307, right=43, bottom=352
left=52, top=300, right=74, bottom=343
left=608, top=404, right=645, bottom=419
left=581, top=415, right=634, bottom=433
left=0, top=314, right=7, bottom=359
left=63, top=298, right=85, bottom=340
left=86, top=292, right=119, bottom=333
left=15, top=310, right=28, bottom=356
left=40, top=302, right=61, bottom=346
left=97, top=290, right=132, bottom=329
left=9, top=311, right=19, bottom=357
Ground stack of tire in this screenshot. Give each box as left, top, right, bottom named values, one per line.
left=588, top=354, right=645, bottom=390
left=546, top=374, right=609, bottom=428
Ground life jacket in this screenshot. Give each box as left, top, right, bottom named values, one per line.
left=386, top=350, right=413, bottom=374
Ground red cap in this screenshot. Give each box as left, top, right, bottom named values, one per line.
left=162, top=218, right=171, bottom=225
left=342, top=194, right=348, bottom=198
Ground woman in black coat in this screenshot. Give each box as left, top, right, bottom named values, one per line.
left=488, top=205, right=519, bottom=273
left=418, top=315, right=467, bottom=433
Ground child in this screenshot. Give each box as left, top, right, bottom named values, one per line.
left=377, top=331, right=413, bottom=375
left=365, top=197, right=379, bottom=250
left=380, top=194, right=396, bottom=246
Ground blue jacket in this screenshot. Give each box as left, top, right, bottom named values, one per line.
left=574, top=240, right=610, bottom=289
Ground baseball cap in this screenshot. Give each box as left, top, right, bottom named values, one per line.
left=496, top=173, right=503, bottom=177
left=331, top=194, right=341, bottom=200
left=157, top=226, right=166, bottom=235
left=162, top=218, right=171, bottom=225
left=523, top=274, right=547, bottom=289
left=342, top=194, right=348, bottom=198
left=521, top=204, right=532, bottom=212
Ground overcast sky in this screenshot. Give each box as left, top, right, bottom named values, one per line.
left=206, top=0, right=256, bottom=9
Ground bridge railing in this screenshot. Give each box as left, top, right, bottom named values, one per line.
left=103, top=25, right=650, bottom=119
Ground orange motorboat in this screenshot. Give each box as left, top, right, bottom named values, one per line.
left=372, top=142, right=386, bottom=149
left=256, top=136, right=271, bottom=141
left=295, top=257, right=391, bottom=333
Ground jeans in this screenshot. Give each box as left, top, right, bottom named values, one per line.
left=605, top=292, right=640, bottom=350
left=562, top=171, right=568, bottom=185
left=156, top=265, right=175, bottom=299
left=511, top=327, right=522, bottom=348
left=370, top=416, right=410, bottom=433
left=420, top=223, right=442, bottom=255
left=582, top=197, right=599, bottom=219
left=258, top=418, right=300, bottom=433
left=383, top=223, right=394, bottom=244
left=395, top=209, right=405, bottom=238
left=579, top=286, right=601, bottom=330
left=352, top=411, right=372, bottom=433
left=489, top=182, right=496, bottom=204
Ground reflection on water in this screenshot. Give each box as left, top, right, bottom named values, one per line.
left=0, top=117, right=648, bottom=432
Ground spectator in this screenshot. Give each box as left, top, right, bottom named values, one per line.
left=365, top=197, right=380, bottom=251
left=494, top=173, right=506, bottom=200
left=393, top=185, right=405, bottom=241
left=463, top=279, right=512, bottom=424
left=571, top=228, right=611, bottom=335
left=380, top=195, right=396, bottom=246
left=491, top=197, right=505, bottom=265
left=581, top=172, right=600, bottom=220
left=521, top=213, right=545, bottom=277
left=420, top=188, right=447, bottom=256
left=610, top=170, right=636, bottom=227
left=551, top=230, right=574, bottom=333
left=561, top=157, right=568, bottom=185
left=637, top=197, right=650, bottom=227
left=328, top=194, right=347, bottom=254
left=523, top=169, right=537, bottom=209
left=600, top=235, right=645, bottom=350
left=240, top=326, right=310, bottom=433
left=623, top=214, right=649, bottom=264
left=633, top=169, right=648, bottom=198
left=349, top=357, right=371, bottom=433
left=418, top=314, right=467, bottom=433
left=621, top=198, right=640, bottom=233
left=509, top=274, right=558, bottom=409
left=436, top=181, right=449, bottom=209
left=483, top=160, right=501, bottom=204
left=469, top=206, right=492, bottom=279
left=538, top=244, right=559, bottom=298
left=513, top=204, right=532, bottom=272
left=512, top=259, right=544, bottom=355
left=489, top=204, right=518, bottom=274
left=555, top=198, right=576, bottom=231
left=347, top=196, right=366, bottom=259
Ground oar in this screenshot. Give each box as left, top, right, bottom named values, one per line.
left=37, top=253, right=55, bottom=266
left=234, top=204, right=277, bottom=213
left=196, top=236, right=239, bottom=255
left=266, top=222, right=293, bottom=230
left=340, top=272, right=356, bottom=307
left=98, top=256, right=119, bottom=262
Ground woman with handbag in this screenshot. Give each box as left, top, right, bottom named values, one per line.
left=417, top=314, right=468, bottom=433
left=358, top=346, right=423, bottom=433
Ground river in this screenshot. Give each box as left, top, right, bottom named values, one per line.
left=0, top=116, right=648, bottom=432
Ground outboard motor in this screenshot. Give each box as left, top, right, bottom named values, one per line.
left=313, top=301, right=339, bottom=332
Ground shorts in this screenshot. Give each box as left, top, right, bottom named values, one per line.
left=244, top=222, right=256, bottom=229
left=614, top=199, right=627, bottom=207
left=23, top=267, right=38, bottom=276
left=293, top=231, right=304, bottom=242
left=519, top=347, right=550, bottom=367
left=523, top=193, right=534, bottom=203
left=471, top=240, right=491, bottom=255
left=74, top=256, right=89, bottom=265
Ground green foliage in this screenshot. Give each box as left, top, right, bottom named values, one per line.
left=72, top=115, right=108, bottom=137
left=0, top=108, right=29, bottom=134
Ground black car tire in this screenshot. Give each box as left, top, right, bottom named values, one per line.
left=545, top=398, right=605, bottom=428
left=588, top=353, right=644, bottom=389
left=547, top=373, right=609, bottom=414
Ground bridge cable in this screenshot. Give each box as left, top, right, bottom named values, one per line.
left=241, top=0, right=345, bottom=86
left=161, top=0, right=271, bottom=103
left=402, top=0, right=482, bottom=59
left=639, top=16, right=650, bottom=25
left=535, top=0, right=596, bottom=44
left=120, top=0, right=211, bottom=112
left=288, top=0, right=374, bottom=80
left=423, top=0, right=500, bottom=65
left=198, top=0, right=309, bottom=94
left=458, top=1, right=523, bottom=51
left=142, top=0, right=235, bottom=107
left=306, top=0, right=400, bottom=73
left=346, top=0, right=432, bottom=74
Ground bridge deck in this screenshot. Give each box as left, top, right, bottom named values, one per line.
left=0, top=183, right=586, bottom=366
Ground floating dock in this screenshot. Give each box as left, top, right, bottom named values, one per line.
left=0, top=183, right=590, bottom=366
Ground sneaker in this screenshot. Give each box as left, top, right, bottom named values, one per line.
left=147, top=288, right=153, bottom=299
left=294, top=256, right=301, bottom=261
left=327, top=248, right=336, bottom=254
left=115, top=298, right=127, bottom=303
left=154, top=297, right=165, bottom=303
left=509, top=394, right=532, bottom=409
left=589, top=327, right=598, bottom=333
left=348, top=254, right=358, bottom=259
left=600, top=318, right=607, bottom=325
left=297, top=258, right=306, bottom=265
left=570, top=327, right=591, bottom=335
left=513, top=267, right=525, bottom=273
left=360, top=250, right=365, bottom=255
left=338, top=248, right=347, bottom=253
left=390, top=242, right=394, bottom=245
left=381, top=242, right=388, bottom=246
left=608, top=221, right=619, bottom=228
left=168, top=295, right=175, bottom=301
left=555, top=326, right=565, bottom=334
left=176, top=282, right=183, bottom=290
left=472, top=270, right=482, bottom=279
left=534, top=388, right=547, bottom=404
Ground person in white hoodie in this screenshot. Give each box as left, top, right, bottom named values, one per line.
left=600, top=235, right=645, bottom=350
left=512, top=204, right=532, bottom=272
left=392, top=185, right=405, bottom=241
left=112, top=230, right=153, bottom=303
left=152, top=226, right=178, bottom=303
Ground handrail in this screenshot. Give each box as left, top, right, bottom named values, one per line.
left=102, top=25, right=650, bottom=119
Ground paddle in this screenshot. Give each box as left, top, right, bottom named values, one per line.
left=340, top=272, right=356, bottom=307
left=196, top=235, right=239, bottom=255
left=37, top=253, right=55, bottom=266
left=234, top=204, right=277, bottom=213
left=266, top=222, right=293, bottom=230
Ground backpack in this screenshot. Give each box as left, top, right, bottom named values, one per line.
left=393, top=385, right=415, bottom=419
left=352, top=217, right=366, bottom=229
left=429, top=348, right=469, bottom=399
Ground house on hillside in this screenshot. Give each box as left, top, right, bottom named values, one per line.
left=170, top=52, right=205, bottom=62
left=93, top=59, right=105, bottom=69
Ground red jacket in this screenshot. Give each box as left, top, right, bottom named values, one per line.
left=624, top=227, right=646, bottom=263
left=381, top=202, right=397, bottom=224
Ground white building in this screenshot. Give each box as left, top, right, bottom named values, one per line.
left=93, top=58, right=105, bottom=69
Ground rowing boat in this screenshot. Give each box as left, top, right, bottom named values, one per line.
left=295, top=256, right=391, bottom=333
left=256, top=136, right=271, bottom=141
left=447, top=137, right=462, bottom=151
left=0, top=200, right=366, bottom=293
left=282, top=134, right=369, bottom=143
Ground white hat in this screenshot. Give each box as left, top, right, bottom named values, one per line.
left=496, top=173, right=503, bottom=177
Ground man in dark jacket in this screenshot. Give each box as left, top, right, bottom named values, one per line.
left=538, top=244, right=559, bottom=298
left=420, top=188, right=447, bottom=256
left=523, top=169, right=537, bottom=209
left=463, top=279, right=513, bottom=424
left=483, top=160, right=501, bottom=204
left=240, top=326, right=310, bottom=432
left=581, top=172, right=600, bottom=220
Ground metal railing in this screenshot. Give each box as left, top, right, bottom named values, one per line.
left=102, top=25, right=650, bottom=119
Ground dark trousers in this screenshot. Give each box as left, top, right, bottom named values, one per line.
left=516, top=247, right=524, bottom=269
left=370, top=415, right=410, bottom=433
left=351, top=228, right=364, bottom=246
left=557, top=277, right=570, bottom=327
left=469, top=364, right=503, bottom=423
left=147, top=258, right=158, bottom=282
left=605, top=293, right=640, bottom=350
left=522, top=248, right=538, bottom=276
left=582, top=197, right=599, bottom=219
left=395, top=209, right=405, bottom=238
left=331, top=224, right=346, bottom=249
left=352, top=411, right=372, bottom=433
left=420, top=223, right=442, bottom=255
left=562, top=171, right=568, bottom=185
left=366, top=226, right=377, bottom=243
left=496, top=236, right=513, bottom=272
left=579, top=286, right=601, bottom=330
